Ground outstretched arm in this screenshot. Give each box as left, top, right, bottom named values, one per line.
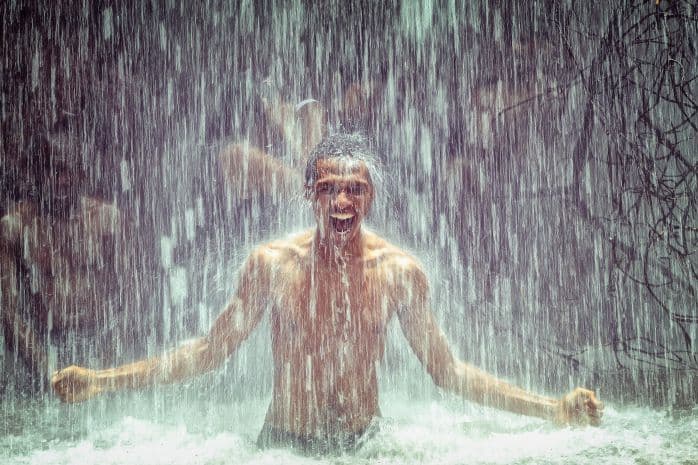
left=396, top=263, right=603, bottom=425
left=52, top=248, right=271, bottom=402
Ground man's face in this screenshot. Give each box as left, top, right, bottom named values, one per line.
left=311, top=157, right=374, bottom=246
left=36, top=130, right=88, bottom=206
left=51, top=160, right=78, bottom=199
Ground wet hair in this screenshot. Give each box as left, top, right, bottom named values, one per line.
left=303, top=132, right=381, bottom=194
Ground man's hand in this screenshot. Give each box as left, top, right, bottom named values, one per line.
left=51, top=365, right=103, bottom=403
left=555, top=388, right=604, bottom=426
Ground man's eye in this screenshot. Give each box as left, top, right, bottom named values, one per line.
left=348, top=184, right=366, bottom=196
left=316, top=184, right=333, bottom=195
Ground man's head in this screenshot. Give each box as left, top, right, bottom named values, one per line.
left=29, top=118, right=90, bottom=217
left=304, top=133, right=380, bottom=247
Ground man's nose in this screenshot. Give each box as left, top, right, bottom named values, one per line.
left=333, top=191, right=352, bottom=209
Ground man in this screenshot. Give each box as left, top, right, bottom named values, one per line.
left=1, top=121, right=150, bottom=388
left=52, top=133, right=603, bottom=454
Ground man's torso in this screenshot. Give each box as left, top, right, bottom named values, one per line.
left=259, top=229, right=415, bottom=438
left=1, top=198, right=124, bottom=335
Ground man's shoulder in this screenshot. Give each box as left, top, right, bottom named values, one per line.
left=251, top=229, right=314, bottom=263
left=0, top=201, right=36, bottom=244
left=80, top=196, right=118, bottom=213
left=80, top=197, right=121, bottom=230
left=363, top=230, right=425, bottom=275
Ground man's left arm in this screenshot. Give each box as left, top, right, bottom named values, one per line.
left=396, top=262, right=603, bottom=426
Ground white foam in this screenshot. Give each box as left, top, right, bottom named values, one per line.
left=3, top=394, right=697, bottom=465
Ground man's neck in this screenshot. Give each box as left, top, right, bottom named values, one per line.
left=314, top=229, right=364, bottom=265
left=38, top=196, right=82, bottom=220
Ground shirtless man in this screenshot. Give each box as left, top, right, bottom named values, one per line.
left=51, top=133, right=603, bottom=454
left=1, top=126, right=144, bottom=386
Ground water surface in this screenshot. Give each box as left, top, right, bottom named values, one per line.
left=3, top=391, right=696, bottom=465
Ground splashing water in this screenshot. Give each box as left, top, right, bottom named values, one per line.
left=2, top=1, right=697, bottom=463
left=2, top=392, right=697, bottom=465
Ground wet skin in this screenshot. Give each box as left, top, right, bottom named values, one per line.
left=51, top=158, right=603, bottom=440
left=1, top=197, right=127, bottom=373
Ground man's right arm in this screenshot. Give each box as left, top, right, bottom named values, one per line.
left=52, top=247, right=272, bottom=403
left=395, top=259, right=603, bottom=426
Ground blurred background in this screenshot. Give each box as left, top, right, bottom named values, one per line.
left=1, top=0, right=696, bottom=415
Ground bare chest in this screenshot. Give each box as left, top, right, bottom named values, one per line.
left=21, top=215, right=114, bottom=274
left=269, top=265, right=396, bottom=359
left=17, top=213, right=120, bottom=330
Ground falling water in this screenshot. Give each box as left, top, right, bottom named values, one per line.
left=1, top=1, right=697, bottom=464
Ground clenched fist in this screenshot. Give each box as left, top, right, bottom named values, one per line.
left=555, top=388, right=604, bottom=426
left=51, top=365, right=103, bottom=403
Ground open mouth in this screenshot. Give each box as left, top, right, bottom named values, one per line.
left=330, top=212, right=356, bottom=233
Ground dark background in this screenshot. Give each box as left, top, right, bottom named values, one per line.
left=1, top=0, right=696, bottom=406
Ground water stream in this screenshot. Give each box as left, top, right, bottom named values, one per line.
left=1, top=1, right=696, bottom=463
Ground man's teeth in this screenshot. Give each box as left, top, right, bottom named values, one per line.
left=330, top=213, right=355, bottom=220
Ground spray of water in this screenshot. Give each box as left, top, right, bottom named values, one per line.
left=1, top=1, right=696, bottom=463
